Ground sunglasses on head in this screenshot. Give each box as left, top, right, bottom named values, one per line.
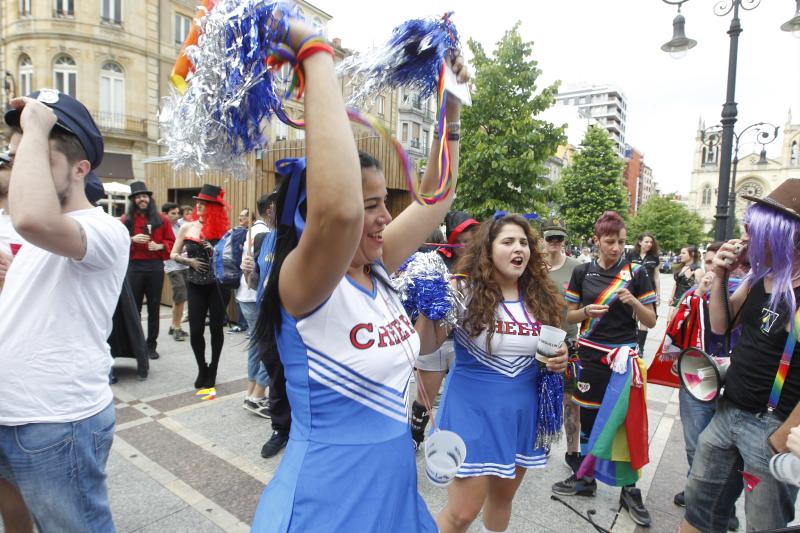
left=0, top=151, right=14, bottom=169
left=545, top=235, right=564, bottom=243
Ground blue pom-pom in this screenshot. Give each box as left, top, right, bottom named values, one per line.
left=535, top=370, right=564, bottom=449
left=416, top=275, right=452, bottom=321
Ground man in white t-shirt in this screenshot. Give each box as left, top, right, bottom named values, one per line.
left=237, top=193, right=272, bottom=418
left=0, top=89, right=128, bottom=531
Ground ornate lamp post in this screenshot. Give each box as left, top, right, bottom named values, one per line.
left=702, top=121, right=779, bottom=238
left=661, top=1, right=798, bottom=240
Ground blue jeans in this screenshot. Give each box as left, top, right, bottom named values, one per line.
left=239, top=300, right=269, bottom=388
left=679, top=387, right=717, bottom=469
left=685, top=398, right=797, bottom=532
left=0, top=402, right=116, bottom=532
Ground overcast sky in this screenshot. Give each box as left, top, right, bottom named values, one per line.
left=314, top=0, right=800, bottom=195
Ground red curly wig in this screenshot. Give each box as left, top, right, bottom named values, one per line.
left=194, top=201, right=230, bottom=241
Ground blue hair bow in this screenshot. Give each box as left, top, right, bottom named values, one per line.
left=493, top=210, right=540, bottom=221
left=276, top=157, right=307, bottom=239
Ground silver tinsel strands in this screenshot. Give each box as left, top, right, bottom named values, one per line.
left=158, top=0, right=296, bottom=177
left=393, top=251, right=459, bottom=328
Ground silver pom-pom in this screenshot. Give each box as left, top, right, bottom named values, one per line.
left=393, top=251, right=459, bottom=328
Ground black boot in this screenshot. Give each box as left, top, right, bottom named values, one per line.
left=194, top=363, right=208, bottom=389
left=205, top=362, right=218, bottom=388
left=410, top=401, right=429, bottom=450
left=637, top=329, right=648, bottom=354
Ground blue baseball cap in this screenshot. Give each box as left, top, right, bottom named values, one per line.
left=4, top=89, right=104, bottom=169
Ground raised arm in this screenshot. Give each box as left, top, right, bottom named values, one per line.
left=708, top=239, right=749, bottom=335
left=8, top=98, right=92, bottom=260
left=381, top=55, right=470, bottom=273
left=278, top=22, right=364, bottom=317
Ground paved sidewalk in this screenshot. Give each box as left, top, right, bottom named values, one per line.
left=4, top=274, right=798, bottom=532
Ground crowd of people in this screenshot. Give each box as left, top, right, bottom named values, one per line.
left=0, top=15, right=798, bottom=533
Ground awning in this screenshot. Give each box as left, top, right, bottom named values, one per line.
left=103, top=181, right=131, bottom=195
left=96, top=152, right=134, bottom=180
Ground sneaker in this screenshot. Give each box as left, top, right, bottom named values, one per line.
left=261, top=430, right=289, bottom=458
left=148, top=348, right=160, bottom=360
left=243, top=398, right=271, bottom=419
left=228, top=325, right=244, bottom=334
left=728, top=514, right=740, bottom=532
left=173, top=328, right=186, bottom=341
left=564, top=452, right=582, bottom=473
left=552, top=474, right=597, bottom=497
left=673, top=491, right=685, bottom=507
left=168, top=327, right=175, bottom=335
left=620, top=486, right=651, bottom=527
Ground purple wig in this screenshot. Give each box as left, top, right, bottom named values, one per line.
left=742, top=203, right=800, bottom=315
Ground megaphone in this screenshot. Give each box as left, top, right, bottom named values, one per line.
left=678, top=347, right=730, bottom=402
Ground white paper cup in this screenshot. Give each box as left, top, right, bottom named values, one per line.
left=424, top=430, right=466, bottom=488
left=535, top=325, right=567, bottom=363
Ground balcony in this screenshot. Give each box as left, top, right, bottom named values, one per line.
left=53, top=9, right=75, bottom=18
left=93, top=112, right=148, bottom=137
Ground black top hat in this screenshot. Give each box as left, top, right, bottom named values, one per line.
left=741, top=178, right=800, bottom=222
left=193, top=184, right=226, bottom=205
left=4, top=89, right=104, bottom=170
left=128, top=181, right=152, bottom=197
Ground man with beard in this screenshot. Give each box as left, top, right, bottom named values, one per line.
left=120, top=181, right=175, bottom=360
left=0, top=89, right=128, bottom=530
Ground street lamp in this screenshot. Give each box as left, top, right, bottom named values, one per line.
left=660, top=4, right=697, bottom=59
left=702, top=121, right=779, bottom=238
left=660, top=0, right=767, bottom=241
left=782, top=0, right=800, bottom=37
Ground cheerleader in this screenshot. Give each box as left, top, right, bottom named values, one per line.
left=249, top=18, right=470, bottom=532
left=416, top=213, right=568, bottom=533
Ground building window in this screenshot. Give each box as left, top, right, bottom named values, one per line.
left=18, top=54, right=33, bottom=97
left=275, top=121, right=288, bottom=141
left=375, top=95, right=385, bottom=117
left=20, top=0, right=32, bottom=16
left=53, top=54, right=76, bottom=97
left=422, top=130, right=428, bottom=153
left=53, top=0, right=74, bottom=17
left=701, top=185, right=712, bottom=206
left=295, top=128, right=305, bottom=141
left=791, top=141, right=799, bottom=166
left=101, top=0, right=122, bottom=24
left=99, top=62, right=124, bottom=129
left=704, top=146, right=717, bottom=165
left=401, top=122, right=408, bottom=142
left=174, top=14, right=191, bottom=45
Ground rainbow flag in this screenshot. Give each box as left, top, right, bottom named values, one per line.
left=576, top=356, right=648, bottom=486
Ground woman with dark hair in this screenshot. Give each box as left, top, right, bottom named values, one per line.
left=415, top=213, right=568, bottom=533
left=170, top=185, right=231, bottom=388
left=628, top=232, right=661, bottom=352
left=552, top=211, right=657, bottom=527
left=249, top=18, right=469, bottom=532
left=669, top=245, right=703, bottom=319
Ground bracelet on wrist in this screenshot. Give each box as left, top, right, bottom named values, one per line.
left=583, top=306, right=589, bottom=317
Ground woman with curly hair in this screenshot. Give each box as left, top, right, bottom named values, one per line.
left=171, top=184, right=231, bottom=388
left=416, top=213, right=568, bottom=533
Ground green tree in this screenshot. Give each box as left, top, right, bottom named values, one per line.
left=455, top=23, right=565, bottom=220
left=629, top=195, right=706, bottom=253
left=558, top=126, right=627, bottom=244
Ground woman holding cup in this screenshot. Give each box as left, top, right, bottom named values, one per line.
left=416, top=213, right=568, bottom=533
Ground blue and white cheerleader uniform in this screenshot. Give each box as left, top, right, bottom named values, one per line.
left=436, top=297, right=548, bottom=478
left=251, top=263, right=436, bottom=532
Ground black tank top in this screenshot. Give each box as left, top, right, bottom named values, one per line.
left=673, top=264, right=700, bottom=302
left=184, top=239, right=216, bottom=285
left=724, top=279, right=800, bottom=420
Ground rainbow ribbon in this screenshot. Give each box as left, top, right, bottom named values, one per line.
left=266, top=29, right=454, bottom=206
left=768, top=307, right=800, bottom=411
left=580, top=263, right=639, bottom=338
